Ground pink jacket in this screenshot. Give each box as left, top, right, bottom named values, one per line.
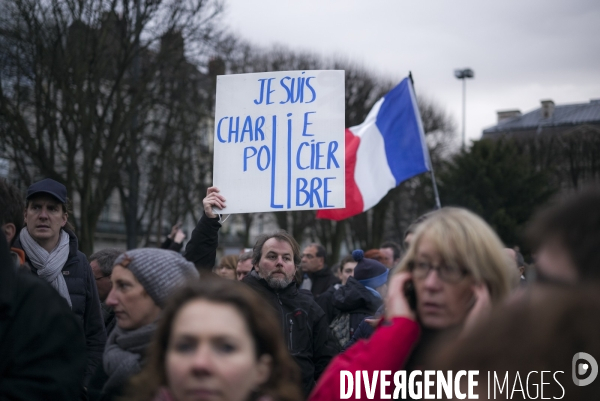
left=308, top=317, right=420, bottom=401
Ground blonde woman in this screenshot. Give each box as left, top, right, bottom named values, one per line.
left=310, top=207, right=518, bottom=401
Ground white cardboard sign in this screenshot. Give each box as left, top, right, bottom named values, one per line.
left=212, top=70, right=345, bottom=214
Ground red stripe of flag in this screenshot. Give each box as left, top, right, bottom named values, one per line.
left=316, top=129, right=364, bottom=221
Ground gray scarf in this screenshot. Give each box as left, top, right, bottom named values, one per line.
left=103, top=323, right=157, bottom=394
left=19, top=228, right=72, bottom=308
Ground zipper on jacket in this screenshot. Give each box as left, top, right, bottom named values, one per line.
left=289, top=318, right=293, bottom=350
left=276, top=292, right=282, bottom=305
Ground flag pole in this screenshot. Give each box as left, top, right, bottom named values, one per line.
left=409, top=71, right=442, bottom=210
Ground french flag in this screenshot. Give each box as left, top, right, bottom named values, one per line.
left=316, top=77, right=431, bottom=221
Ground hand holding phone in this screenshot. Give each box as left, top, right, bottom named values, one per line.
left=403, top=280, right=417, bottom=311
left=385, top=273, right=417, bottom=322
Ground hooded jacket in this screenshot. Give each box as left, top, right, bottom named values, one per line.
left=330, top=276, right=383, bottom=344
left=13, top=228, right=106, bottom=385
left=243, top=270, right=340, bottom=396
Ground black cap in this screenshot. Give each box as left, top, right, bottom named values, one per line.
left=26, top=179, right=67, bottom=203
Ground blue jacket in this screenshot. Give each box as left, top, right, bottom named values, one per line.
left=13, top=228, right=107, bottom=385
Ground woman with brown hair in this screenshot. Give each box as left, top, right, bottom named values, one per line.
left=215, top=254, right=238, bottom=280
left=125, top=279, right=303, bottom=401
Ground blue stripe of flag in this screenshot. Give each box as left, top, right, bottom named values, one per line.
left=375, top=78, right=430, bottom=185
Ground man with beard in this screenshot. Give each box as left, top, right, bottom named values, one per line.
left=185, top=187, right=339, bottom=396
left=244, top=232, right=339, bottom=396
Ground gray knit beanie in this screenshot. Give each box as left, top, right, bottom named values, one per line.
left=114, top=248, right=199, bottom=308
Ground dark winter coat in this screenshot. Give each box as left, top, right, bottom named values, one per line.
left=243, top=270, right=340, bottom=396
left=329, top=277, right=382, bottom=345
left=13, top=228, right=106, bottom=385
left=305, top=266, right=340, bottom=297
left=315, top=283, right=342, bottom=324
left=101, top=302, right=117, bottom=337
left=342, top=303, right=385, bottom=351
left=184, top=213, right=221, bottom=271
left=160, top=237, right=183, bottom=253
left=0, top=231, right=87, bottom=400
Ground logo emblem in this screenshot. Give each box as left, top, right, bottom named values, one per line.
left=572, top=352, right=598, bottom=386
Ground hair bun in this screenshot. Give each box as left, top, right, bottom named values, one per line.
left=352, top=249, right=364, bottom=262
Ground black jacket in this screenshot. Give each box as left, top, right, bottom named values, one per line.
left=13, top=228, right=106, bottom=385
left=315, top=283, right=342, bottom=324
left=184, top=213, right=221, bottom=271
left=160, top=237, right=183, bottom=253
left=343, top=317, right=375, bottom=351
left=0, top=232, right=87, bottom=400
left=342, top=303, right=385, bottom=351
left=305, top=266, right=340, bottom=297
left=330, top=277, right=382, bottom=344
left=243, top=270, right=339, bottom=396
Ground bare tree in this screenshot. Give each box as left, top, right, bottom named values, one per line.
left=0, top=0, right=222, bottom=254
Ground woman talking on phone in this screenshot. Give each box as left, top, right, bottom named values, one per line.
left=309, top=207, right=518, bottom=401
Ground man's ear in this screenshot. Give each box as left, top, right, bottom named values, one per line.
left=61, top=213, right=68, bottom=228
left=2, top=223, right=16, bottom=244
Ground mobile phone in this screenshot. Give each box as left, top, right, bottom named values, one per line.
left=403, top=280, right=417, bottom=311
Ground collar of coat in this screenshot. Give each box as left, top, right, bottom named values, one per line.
left=307, top=265, right=333, bottom=279
left=12, top=228, right=79, bottom=270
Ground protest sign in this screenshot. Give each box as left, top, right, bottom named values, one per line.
left=213, top=70, right=345, bottom=214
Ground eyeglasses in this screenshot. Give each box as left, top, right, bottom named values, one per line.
left=408, top=260, right=468, bottom=283
left=95, top=275, right=111, bottom=281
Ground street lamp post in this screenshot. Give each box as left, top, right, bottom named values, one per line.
left=454, top=68, right=474, bottom=151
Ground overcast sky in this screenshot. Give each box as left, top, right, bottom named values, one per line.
left=222, top=0, right=600, bottom=144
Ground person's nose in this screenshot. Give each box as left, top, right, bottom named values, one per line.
left=422, top=268, right=443, bottom=291
left=105, top=287, right=118, bottom=307
left=191, top=345, right=215, bottom=374
left=39, top=207, right=49, bottom=219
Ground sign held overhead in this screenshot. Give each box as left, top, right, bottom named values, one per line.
left=213, top=70, right=345, bottom=214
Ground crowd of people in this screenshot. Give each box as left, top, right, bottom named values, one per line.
left=0, top=177, right=599, bottom=401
